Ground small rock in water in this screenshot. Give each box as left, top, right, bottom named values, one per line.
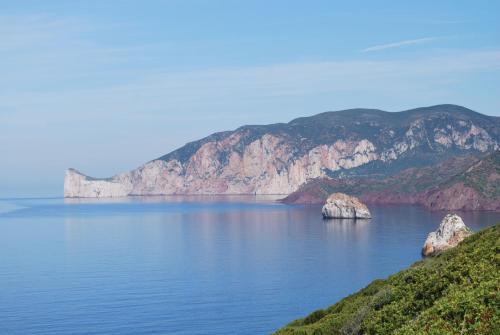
left=422, top=214, right=472, bottom=257
left=321, top=193, right=371, bottom=219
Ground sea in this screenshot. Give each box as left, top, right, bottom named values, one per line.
left=1, top=196, right=498, bottom=334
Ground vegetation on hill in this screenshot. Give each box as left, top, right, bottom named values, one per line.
left=283, top=154, right=478, bottom=200
left=283, top=151, right=500, bottom=211
left=160, top=104, right=499, bottom=173
left=274, top=224, right=500, bottom=335
left=451, top=150, right=500, bottom=200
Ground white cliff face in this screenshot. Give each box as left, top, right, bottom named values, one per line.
left=433, top=122, right=497, bottom=152
left=321, top=193, right=371, bottom=219
left=64, top=169, right=132, bottom=198
left=64, top=117, right=499, bottom=198
left=64, top=135, right=381, bottom=197
left=421, top=214, right=472, bottom=257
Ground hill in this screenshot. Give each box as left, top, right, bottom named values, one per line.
left=274, top=224, right=500, bottom=335
left=282, top=151, right=500, bottom=211
left=64, top=104, right=500, bottom=198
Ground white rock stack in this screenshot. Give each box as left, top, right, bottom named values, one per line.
left=422, top=214, right=472, bottom=257
left=64, top=169, right=131, bottom=198
left=321, top=193, right=371, bottom=219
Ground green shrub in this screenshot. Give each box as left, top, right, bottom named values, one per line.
left=274, top=224, right=500, bottom=335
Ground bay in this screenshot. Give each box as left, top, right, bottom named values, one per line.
left=1, top=196, right=498, bottom=334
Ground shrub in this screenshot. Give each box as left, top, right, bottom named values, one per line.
left=274, top=225, right=500, bottom=335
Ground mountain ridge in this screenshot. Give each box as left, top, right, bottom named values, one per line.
left=158, top=104, right=498, bottom=164
left=64, top=104, right=500, bottom=199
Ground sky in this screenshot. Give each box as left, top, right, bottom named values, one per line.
left=2, top=0, right=500, bottom=197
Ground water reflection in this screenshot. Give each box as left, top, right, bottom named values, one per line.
left=323, top=218, right=370, bottom=240
left=63, top=194, right=283, bottom=205
left=323, top=218, right=370, bottom=230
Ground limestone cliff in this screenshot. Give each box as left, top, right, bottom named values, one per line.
left=64, top=104, right=500, bottom=198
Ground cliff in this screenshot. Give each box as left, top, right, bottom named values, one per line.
left=64, top=104, right=500, bottom=198
left=283, top=151, right=500, bottom=211
left=274, top=224, right=500, bottom=335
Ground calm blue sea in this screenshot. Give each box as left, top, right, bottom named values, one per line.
left=1, top=196, right=498, bottom=335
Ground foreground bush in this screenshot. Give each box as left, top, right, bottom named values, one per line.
left=274, top=224, right=500, bottom=335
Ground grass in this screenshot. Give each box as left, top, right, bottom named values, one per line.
left=274, top=224, right=500, bottom=335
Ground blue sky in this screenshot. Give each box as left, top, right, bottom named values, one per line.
left=2, top=0, right=500, bottom=197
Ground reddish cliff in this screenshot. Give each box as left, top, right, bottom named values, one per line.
left=283, top=152, right=500, bottom=211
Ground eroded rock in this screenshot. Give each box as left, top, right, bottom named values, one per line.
left=321, top=193, right=371, bottom=219
left=422, top=214, right=472, bottom=257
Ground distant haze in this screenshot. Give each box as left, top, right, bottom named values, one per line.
left=1, top=1, right=500, bottom=197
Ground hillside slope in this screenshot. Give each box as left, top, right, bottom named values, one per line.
left=283, top=151, right=500, bottom=211
left=64, top=104, right=500, bottom=198
left=274, top=224, right=500, bottom=335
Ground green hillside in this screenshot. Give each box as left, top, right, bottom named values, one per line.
left=452, top=151, right=500, bottom=200
left=274, top=225, right=500, bottom=335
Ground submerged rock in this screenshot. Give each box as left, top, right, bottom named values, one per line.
left=422, top=214, right=472, bottom=257
left=321, top=193, right=371, bottom=219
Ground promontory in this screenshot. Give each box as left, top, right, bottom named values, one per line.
left=65, top=105, right=500, bottom=200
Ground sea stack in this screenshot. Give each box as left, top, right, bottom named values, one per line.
left=321, top=193, right=371, bottom=219
left=422, top=214, right=472, bottom=257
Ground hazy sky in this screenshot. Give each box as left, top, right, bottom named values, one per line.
left=2, top=1, right=500, bottom=197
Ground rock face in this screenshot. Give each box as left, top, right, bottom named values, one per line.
left=282, top=151, right=500, bottom=211
left=64, top=104, right=500, bottom=198
left=422, top=214, right=472, bottom=257
left=321, top=193, right=371, bottom=219
left=64, top=169, right=133, bottom=198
